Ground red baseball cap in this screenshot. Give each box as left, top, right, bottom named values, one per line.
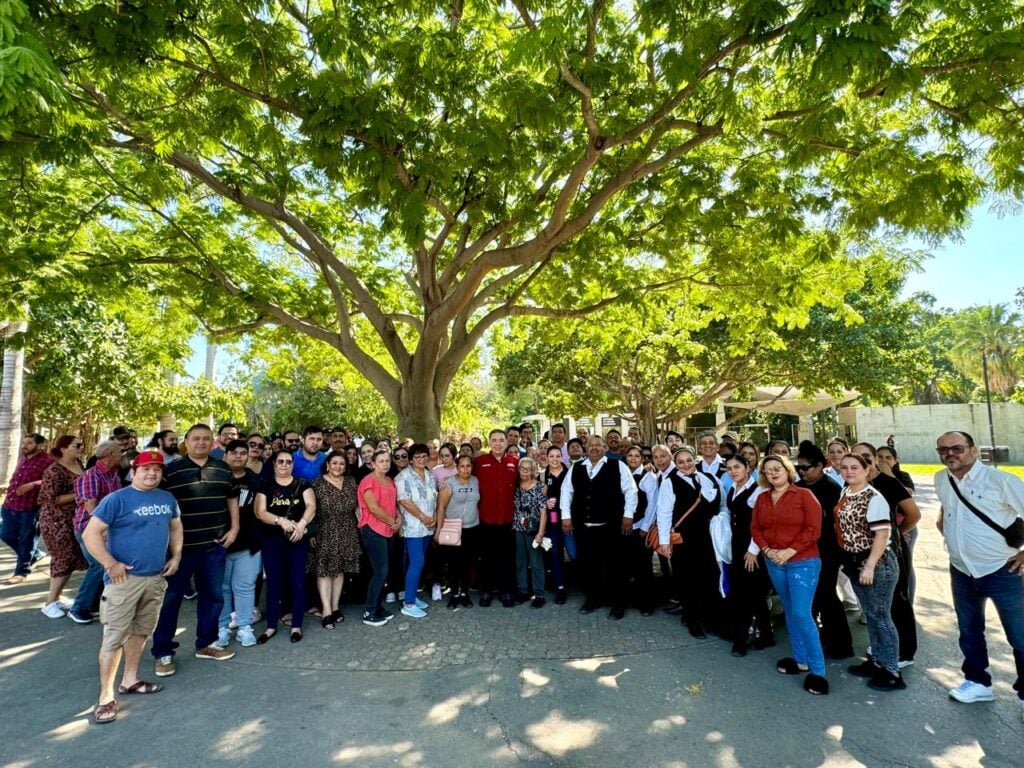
left=132, top=449, right=165, bottom=469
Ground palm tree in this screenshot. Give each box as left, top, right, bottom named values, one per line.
left=948, top=304, right=1022, bottom=398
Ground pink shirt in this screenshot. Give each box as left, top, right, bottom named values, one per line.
left=357, top=473, right=397, bottom=538
left=431, top=465, right=459, bottom=486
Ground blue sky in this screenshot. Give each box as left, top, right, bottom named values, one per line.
left=902, top=204, right=1024, bottom=310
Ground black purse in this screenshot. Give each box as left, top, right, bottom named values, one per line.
left=948, top=473, right=1024, bottom=549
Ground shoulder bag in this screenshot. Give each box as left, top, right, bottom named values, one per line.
left=948, top=473, right=1024, bottom=549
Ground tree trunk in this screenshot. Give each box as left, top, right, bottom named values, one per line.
left=159, top=368, right=178, bottom=430
left=395, top=382, right=443, bottom=442
left=635, top=397, right=659, bottom=446
left=0, top=321, right=28, bottom=485
left=204, top=339, right=217, bottom=427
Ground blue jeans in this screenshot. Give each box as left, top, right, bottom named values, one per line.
left=849, top=552, right=900, bottom=675
left=515, top=530, right=545, bottom=596
left=765, top=557, right=825, bottom=676
left=0, top=506, right=38, bottom=576
left=71, top=529, right=105, bottom=614
left=404, top=536, right=431, bottom=606
left=951, top=564, right=1024, bottom=699
left=262, top=536, right=309, bottom=631
left=219, top=550, right=263, bottom=630
left=151, top=546, right=227, bottom=658
left=361, top=527, right=390, bottom=614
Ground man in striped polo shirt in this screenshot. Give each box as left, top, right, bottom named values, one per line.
left=150, top=424, right=240, bottom=676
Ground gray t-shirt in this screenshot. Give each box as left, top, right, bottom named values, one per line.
left=444, top=476, right=480, bottom=528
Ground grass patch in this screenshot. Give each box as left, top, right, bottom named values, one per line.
left=902, top=463, right=1024, bottom=479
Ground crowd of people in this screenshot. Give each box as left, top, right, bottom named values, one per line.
left=2, top=422, right=1023, bottom=726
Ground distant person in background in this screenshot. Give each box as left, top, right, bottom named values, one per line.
left=147, top=430, right=180, bottom=465
left=209, top=422, right=239, bottom=460
left=37, top=436, right=87, bottom=617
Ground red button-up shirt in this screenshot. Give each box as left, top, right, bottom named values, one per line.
left=1, top=452, right=54, bottom=512
left=73, top=460, right=122, bottom=532
left=473, top=452, right=519, bottom=525
left=751, top=483, right=822, bottom=563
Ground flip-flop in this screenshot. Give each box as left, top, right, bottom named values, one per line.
left=117, top=680, right=163, bottom=695
left=93, top=700, right=117, bottom=724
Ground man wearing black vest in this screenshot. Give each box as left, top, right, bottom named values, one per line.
left=560, top=435, right=637, bottom=619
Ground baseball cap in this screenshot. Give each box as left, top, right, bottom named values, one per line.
left=132, top=449, right=165, bottom=469
left=270, top=431, right=283, bottom=440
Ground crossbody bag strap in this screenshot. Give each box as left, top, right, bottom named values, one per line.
left=947, top=473, right=1009, bottom=537
left=671, top=496, right=702, bottom=530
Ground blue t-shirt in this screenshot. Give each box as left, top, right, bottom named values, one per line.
left=93, top=487, right=180, bottom=583
left=292, top=450, right=326, bottom=482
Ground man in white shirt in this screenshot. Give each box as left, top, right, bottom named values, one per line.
left=561, top=436, right=638, bottom=619
left=935, top=430, right=1024, bottom=716
left=697, top=432, right=732, bottom=493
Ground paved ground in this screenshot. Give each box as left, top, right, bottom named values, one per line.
left=1, top=475, right=1021, bottom=767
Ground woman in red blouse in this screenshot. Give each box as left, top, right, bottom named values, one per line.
left=751, top=454, right=828, bottom=695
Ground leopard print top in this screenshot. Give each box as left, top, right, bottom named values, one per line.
left=835, top=486, right=887, bottom=554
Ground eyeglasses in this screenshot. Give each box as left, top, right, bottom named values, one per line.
left=286, top=439, right=301, bottom=445
left=857, top=453, right=873, bottom=461
left=795, top=465, right=812, bottom=472
left=275, top=459, right=294, bottom=465
left=393, top=453, right=408, bottom=459
left=248, top=442, right=265, bottom=449
left=937, top=445, right=968, bottom=456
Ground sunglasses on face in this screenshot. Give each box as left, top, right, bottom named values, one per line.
left=393, top=453, right=408, bottom=459
left=286, top=439, right=301, bottom=445
left=248, top=442, right=265, bottom=449
left=276, top=459, right=293, bottom=465
left=795, top=464, right=812, bottom=472
left=937, top=445, right=967, bottom=456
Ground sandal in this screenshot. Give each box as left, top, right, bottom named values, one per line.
left=804, top=673, right=830, bottom=695
left=321, top=615, right=336, bottom=630
left=117, top=680, right=163, bottom=695
left=331, top=610, right=344, bottom=624
left=290, top=630, right=303, bottom=643
left=93, top=700, right=117, bottom=724
left=776, top=657, right=805, bottom=675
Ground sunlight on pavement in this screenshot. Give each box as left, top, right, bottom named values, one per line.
left=44, top=718, right=89, bottom=743
left=213, top=718, right=265, bottom=759
left=424, top=689, right=488, bottom=724
left=519, top=667, right=551, bottom=698
left=647, top=714, right=687, bottom=734
left=525, top=711, right=608, bottom=757
left=333, top=741, right=420, bottom=765
left=0, top=638, right=59, bottom=671
left=565, top=657, right=616, bottom=672
left=597, top=669, right=629, bottom=689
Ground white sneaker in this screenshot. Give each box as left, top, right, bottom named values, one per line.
left=385, top=592, right=397, bottom=603
left=431, top=584, right=443, bottom=601
left=216, top=627, right=232, bottom=648
left=237, top=626, right=257, bottom=647
left=401, top=604, right=427, bottom=619
left=398, top=591, right=406, bottom=601
left=898, top=659, right=914, bottom=669
left=949, top=680, right=995, bottom=703
left=41, top=601, right=67, bottom=619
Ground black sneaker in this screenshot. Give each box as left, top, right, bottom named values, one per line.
left=848, top=659, right=883, bottom=678
left=479, top=592, right=493, bottom=607
left=362, top=611, right=389, bottom=627
left=514, top=593, right=530, bottom=605
left=553, top=588, right=567, bottom=605
left=447, top=594, right=460, bottom=610
left=867, top=671, right=907, bottom=692
left=458, top=593, right=473, bottom=608
left=68, top=609, right=94, bottom=625
left=530, top=596, right=546, bottom=609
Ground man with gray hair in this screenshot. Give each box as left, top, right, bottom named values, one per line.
left=68, top=440, right=124, bottom=624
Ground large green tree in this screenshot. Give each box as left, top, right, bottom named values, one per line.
left=8, top=1, right=1024, bottom=437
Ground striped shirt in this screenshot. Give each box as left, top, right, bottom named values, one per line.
left=162, top=455, right=239, bottom=550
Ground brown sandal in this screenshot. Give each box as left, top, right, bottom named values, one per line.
left=93, top=700, right=117, bottom=724
left=118, top=680, right=163, bottom=695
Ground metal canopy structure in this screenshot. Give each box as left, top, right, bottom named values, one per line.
left=724, top=386, right=860, bottom=417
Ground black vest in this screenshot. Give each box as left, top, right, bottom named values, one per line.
left=570, top=460, right=626, bottom=525
left=727, top=482, right=758, bottom=562
left=669, top=472, right=715, bottom=543
left=631, top=469, right=649, bottom=523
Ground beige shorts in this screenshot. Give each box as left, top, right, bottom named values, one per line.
left=99, top=575, right=167, bottom=652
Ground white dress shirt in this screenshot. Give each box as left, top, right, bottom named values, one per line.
left=560, top=456, right=638, bottom=524
left=633, top=469, right=660, bottom=532
left=655, top=470, right=725, bottom=531
left=936, top=462, right=1024, bottom=578
left=728, top=476, right=765, bottom=555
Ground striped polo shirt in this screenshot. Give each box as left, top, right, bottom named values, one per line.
left=162, top=455, right=239, bottom=550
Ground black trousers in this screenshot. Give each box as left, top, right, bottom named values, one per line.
left=671, top=534, right=722, bottom=627
left=892, top=542, right=918, bottom=661
left=478, top=522, right=514, bottom=595
left=576, top=523, right=627, bottom=609
left=626, top=530, right=655, bottom=611
left=440, top=525, right=481, bottom=596
left=814, top=551, right=854, bottom=656
left=729, top=559, right=773, bottom=648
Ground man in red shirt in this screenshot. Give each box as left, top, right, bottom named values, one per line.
left=473, top=429, right=519, bottom=607
left=1, top=434, right=53, bottom=583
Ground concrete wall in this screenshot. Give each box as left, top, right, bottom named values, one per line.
left=838, top=403, right=1024, bottom=464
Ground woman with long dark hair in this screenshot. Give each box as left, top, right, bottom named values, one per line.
left=37, top=436, right=87, bottom=618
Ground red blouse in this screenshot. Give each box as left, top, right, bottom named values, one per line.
left=751, top=484, right=822, bottom=563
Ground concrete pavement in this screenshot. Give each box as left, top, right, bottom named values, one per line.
left=0, top=475, right=1021, bottom=767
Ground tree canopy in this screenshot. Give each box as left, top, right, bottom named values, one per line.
left=5, top=1, right=1024, bottom=436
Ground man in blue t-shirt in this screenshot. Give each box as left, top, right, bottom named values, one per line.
left=82, top=449, right=183, bottom=725
left=292, top=425, right=327, bottom=481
